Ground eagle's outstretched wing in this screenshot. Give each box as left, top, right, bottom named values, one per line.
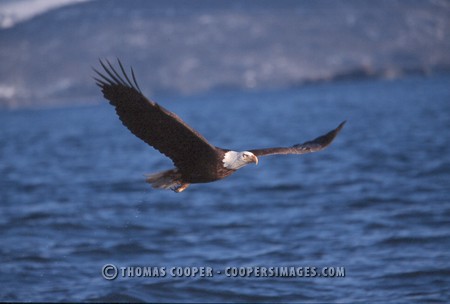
left=93, top=59, right=218, bottom=171
left=250, top=121, right=345, bottom=157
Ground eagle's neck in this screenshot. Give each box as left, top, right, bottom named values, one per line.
left=223, top=151, right=242, bottom=170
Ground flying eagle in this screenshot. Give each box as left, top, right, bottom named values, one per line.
left=94, top=59, right=345, bottom=193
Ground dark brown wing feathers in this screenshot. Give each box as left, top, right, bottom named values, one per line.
left=250, top=121, right=346, bottom=157
left=94, top=59, right=218, bottom=172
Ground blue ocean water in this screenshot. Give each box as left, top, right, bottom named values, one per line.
left=0, top=74, right=449, bottom=302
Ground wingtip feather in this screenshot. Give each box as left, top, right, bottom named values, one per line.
left=94, top=58, right=144, bottom=95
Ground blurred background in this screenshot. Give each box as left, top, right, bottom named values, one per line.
left=1, top=0, right=450, bottom=108
left=0, top=0, right=449, bottom=302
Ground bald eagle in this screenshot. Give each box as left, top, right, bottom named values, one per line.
left=94, top=59, right=345, bottom=193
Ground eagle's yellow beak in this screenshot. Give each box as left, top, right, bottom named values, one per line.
left=252, top=155, right=259, bottom=165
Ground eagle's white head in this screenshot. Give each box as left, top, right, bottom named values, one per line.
left=223, top=151, right=259, bottom=170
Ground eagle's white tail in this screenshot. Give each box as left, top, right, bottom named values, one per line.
left=145, top=169, right=189, bottom=193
